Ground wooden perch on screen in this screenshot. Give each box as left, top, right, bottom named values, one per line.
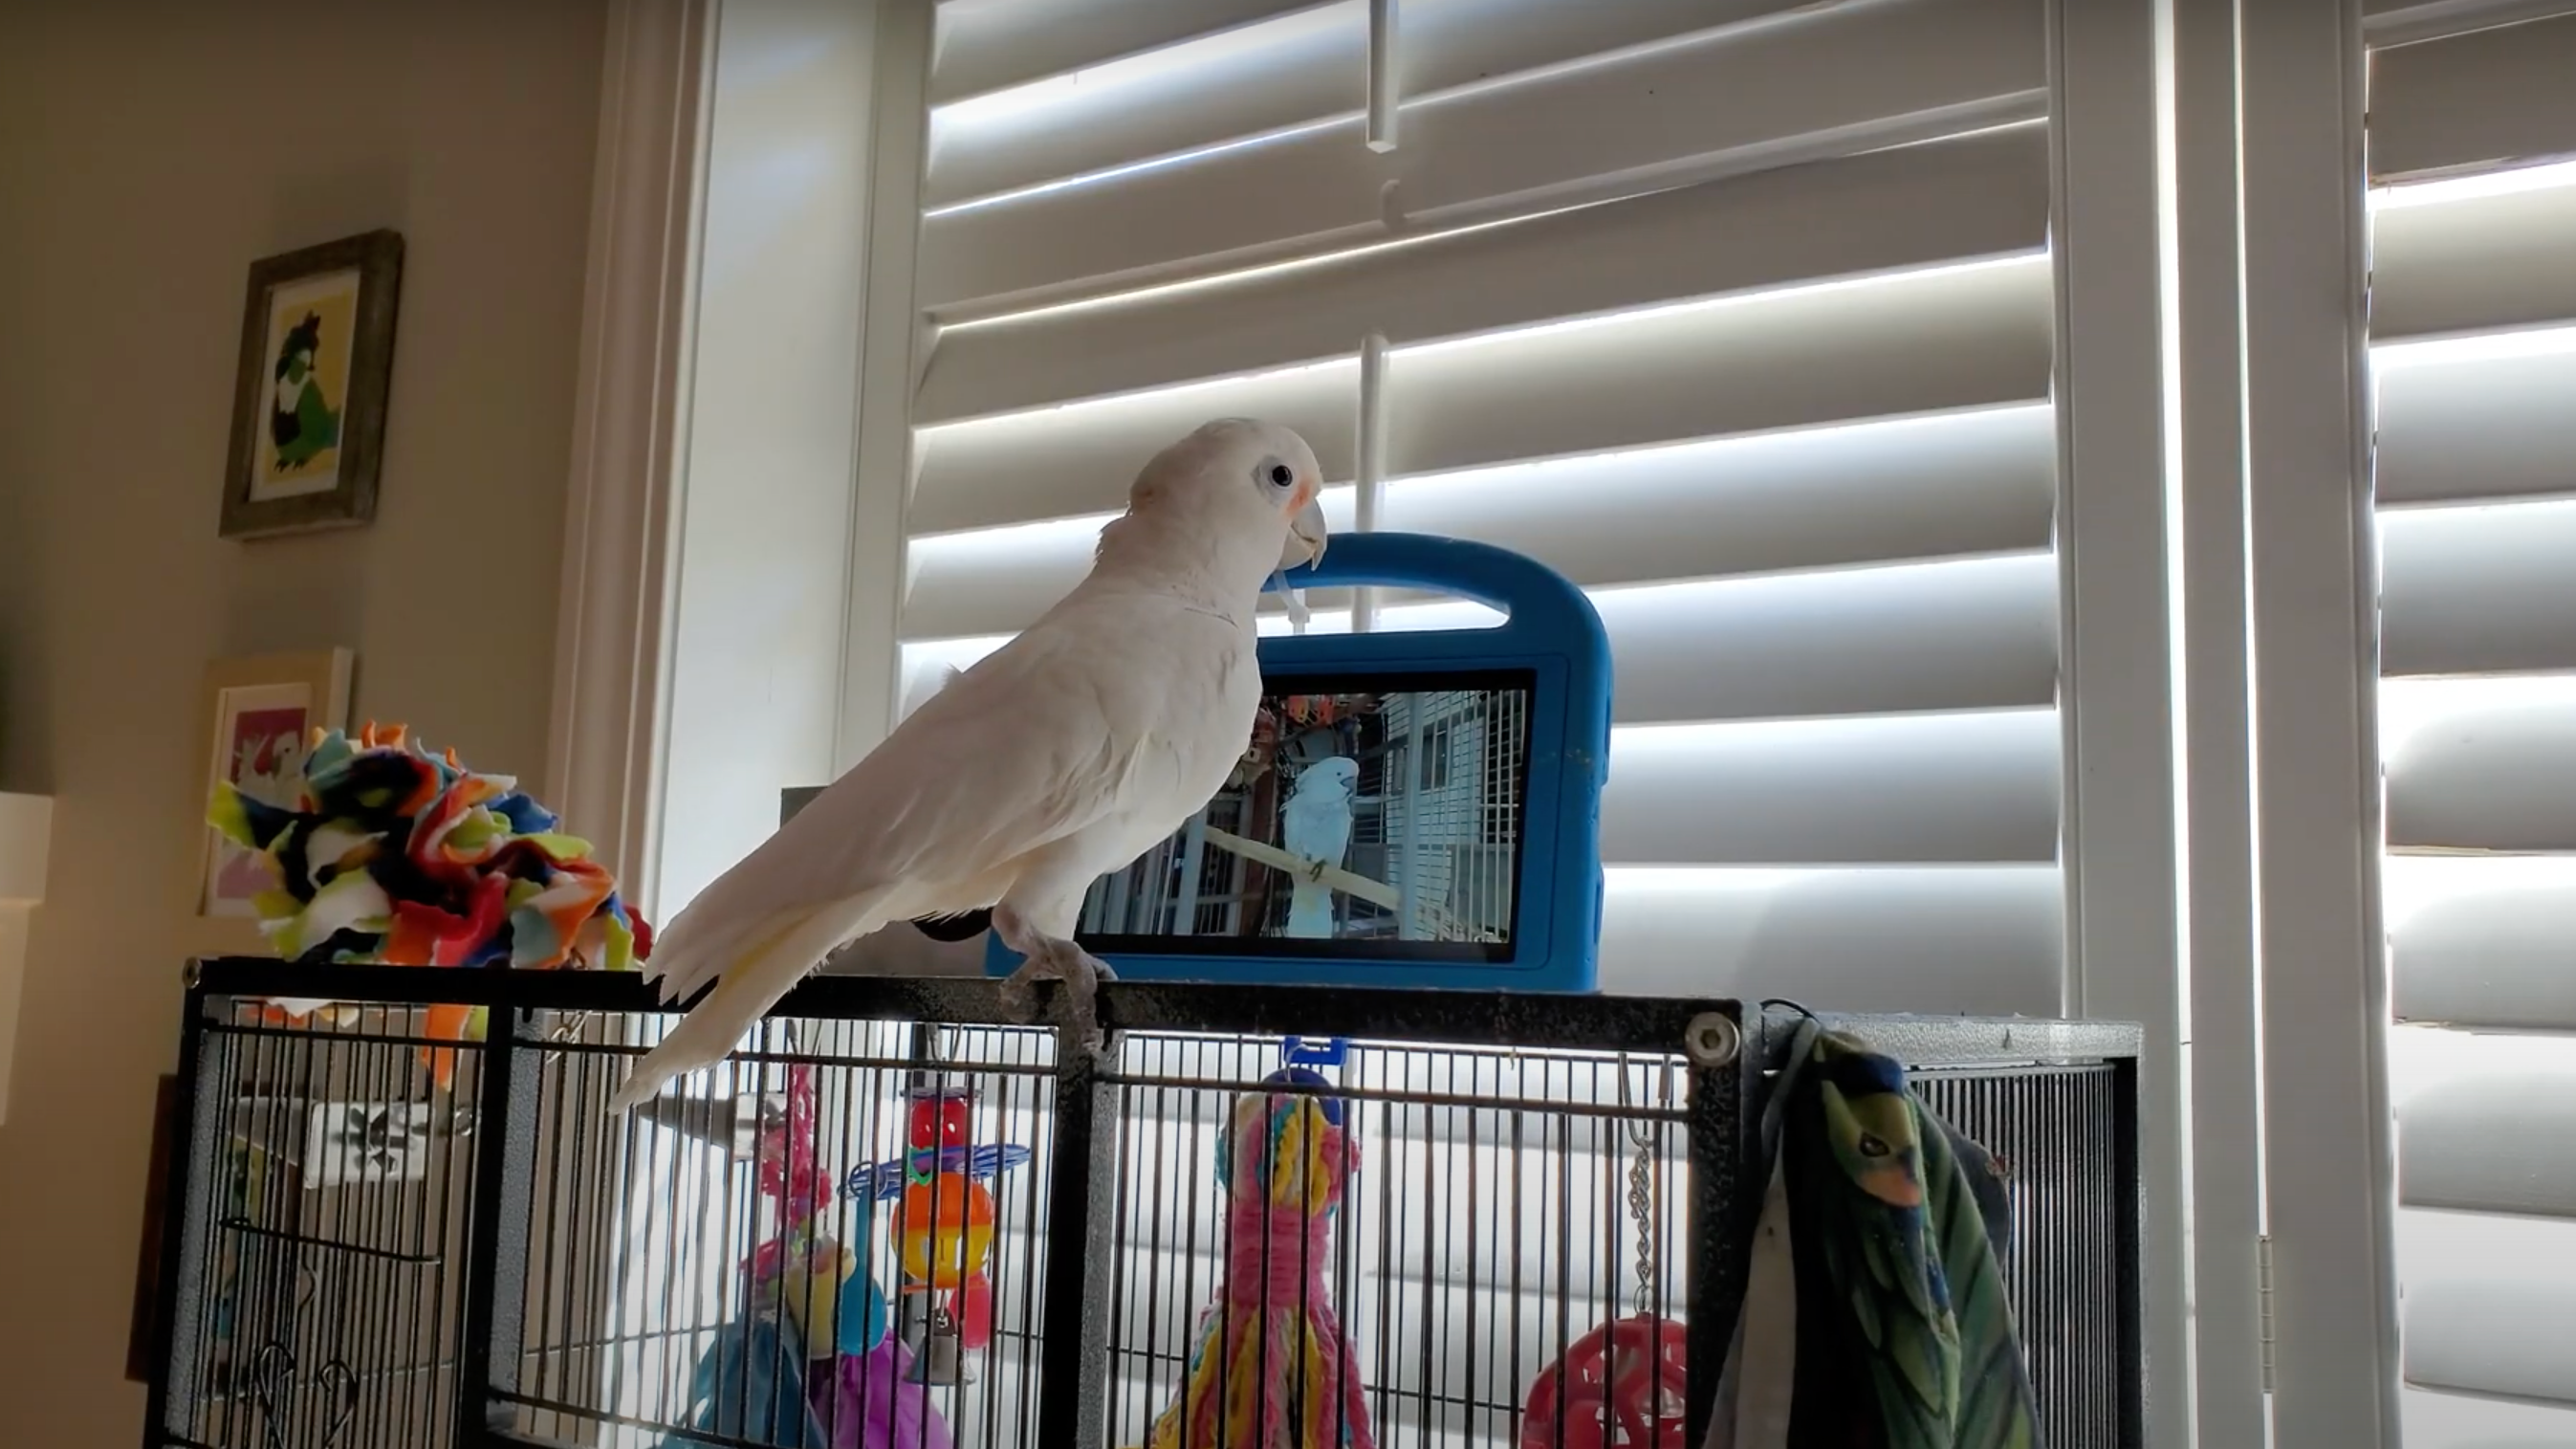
left=1198, top=826, right=1401, bottom=911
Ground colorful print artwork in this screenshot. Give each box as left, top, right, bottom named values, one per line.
left=251, top=270, right=359, bottom=499
left=204, top=684, right=317, bottom=915
left=220, top=231, right=401, bottom=538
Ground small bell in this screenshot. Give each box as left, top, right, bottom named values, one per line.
left=898, top=1292, right=969, bottom=1385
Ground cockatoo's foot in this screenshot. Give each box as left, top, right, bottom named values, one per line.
left=997, top=935, right=1117, bottom=1044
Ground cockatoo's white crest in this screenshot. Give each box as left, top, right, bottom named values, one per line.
left=1100, top=417, right=1328, bottom=576
left=1293, top=756, right=1359, bottom=800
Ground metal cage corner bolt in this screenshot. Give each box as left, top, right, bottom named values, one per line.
left=1684, top=1011, right=1740, bottom=1069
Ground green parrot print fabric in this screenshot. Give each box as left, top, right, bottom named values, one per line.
left=1706, top=1018, right=2040, bottom=1449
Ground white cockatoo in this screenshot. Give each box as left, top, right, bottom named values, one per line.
left=1278, top=756, right=1359, bottom=938
left=605, top=418, right=1329, bottom=1112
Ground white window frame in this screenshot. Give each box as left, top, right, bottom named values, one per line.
left=2238, top=2, right=2410, bottom=1445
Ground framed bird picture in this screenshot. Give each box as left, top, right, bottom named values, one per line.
left=193, top=648, right=355, bottom=955
left=217, top=230, right=404, bottom=538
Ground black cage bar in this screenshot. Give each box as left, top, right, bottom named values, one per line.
left=144, top=958, right=2143, bottom=1449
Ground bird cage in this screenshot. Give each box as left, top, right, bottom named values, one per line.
left=147, top=998, right=495, bottom=1449
left=145, top=961, right=2144, bottom=1449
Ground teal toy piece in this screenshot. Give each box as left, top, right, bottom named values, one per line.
left=836, top=1255, right=889, bottom=1355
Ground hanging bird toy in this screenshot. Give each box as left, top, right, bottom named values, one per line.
left=841, top=1072, right=1031, bottom=1380
left=206, top=722, right=652, bottom=1088
left=1139, top=1066, right=1375, bottom=1449
left=660, top=1061, right=952, bottom=1449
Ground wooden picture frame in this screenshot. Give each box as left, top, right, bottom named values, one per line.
left=194, top=648, right=356, bottom=955
left=218, top=230, right=404, bottom=539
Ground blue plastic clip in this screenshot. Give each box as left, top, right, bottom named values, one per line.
left=1282, top=1035, right=1349, bottom=1067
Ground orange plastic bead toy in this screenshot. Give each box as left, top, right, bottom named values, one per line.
left=897, top=1173, right=995, bottom=1291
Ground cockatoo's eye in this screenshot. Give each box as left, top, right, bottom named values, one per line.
left=1257, top=460, right=1294, bottom=490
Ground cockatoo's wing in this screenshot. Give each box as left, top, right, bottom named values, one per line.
left=650, top=606, right=1212, bottom=1000
left=607, top=595, right=1238, bottom=1112
left=1281, top=795, right=1349, bottom=864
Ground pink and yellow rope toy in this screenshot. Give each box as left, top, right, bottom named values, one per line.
left=1140, top=1068, right=1376, bottom=1449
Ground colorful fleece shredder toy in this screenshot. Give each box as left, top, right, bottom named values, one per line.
left=663, top=1063, right=952, bottom=1449
left=1137, top=1066, right=1375, bottom=1449
left=205, top=722, right=653, bottom=1088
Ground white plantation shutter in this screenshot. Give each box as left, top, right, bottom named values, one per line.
left=2365, top=11, right=2576, bottom=1446
left=886, top=0, right=2069, bottom=1016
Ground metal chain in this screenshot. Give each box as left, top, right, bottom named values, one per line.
left=1618, top=1059, right=1669, bottom=1317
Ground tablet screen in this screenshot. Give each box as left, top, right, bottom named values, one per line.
left=1076, top=669, right=1537, bottom=963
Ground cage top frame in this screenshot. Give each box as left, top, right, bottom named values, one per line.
left=181, top=958, right=2144, bottom=1071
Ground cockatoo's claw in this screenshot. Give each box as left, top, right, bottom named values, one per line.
left=1000, top=938, right=1115, bottom=1052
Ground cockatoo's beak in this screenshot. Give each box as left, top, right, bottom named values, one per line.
left=1281, top=491, right=1328, bottom=570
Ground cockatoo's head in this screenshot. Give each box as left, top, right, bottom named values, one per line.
left=1293, top=755, right=1360, bottom=801
left=1124, top=417, right=1329, bottom=575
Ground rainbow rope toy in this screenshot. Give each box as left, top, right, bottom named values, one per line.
left=206, top=722, right=652, bottom=1087
left=1139, top=1068, right=1375, bottom=1449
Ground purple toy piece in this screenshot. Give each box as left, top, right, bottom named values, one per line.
left=807, top=1337, right=953, bottom=1449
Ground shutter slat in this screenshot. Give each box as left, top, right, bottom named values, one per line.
left=2391, top=855, right=2576, bottom=1031
left=2375, top=340, right=2576, bottom=507
left=928, top=0, right=1319, bottom=107
left=1586, top=558, right=2059, bottom=725
left=913, top=360, right=1360, bottom=535
left=1382, top=404, right=2058, bottom=580
left=2404, top=1273, right=2576, bottom=1408
left=906, top=403, right=2058, bottom=642
left=1598, top=711, right=2061, bottom=867
left=1399, top=0, right=1817, bottom=101
left=2396, top=1390, right=2576, bottom=1449
left=1377, top=0, right=2043, bottom=225
left=907, top=554, right=2059, bottom=724
left=1385, top=255, right=2052, bottom=475
left=2397, top=1200, right=2576, bottom=1413
left=2368, top=12, right=2576, bottom=182
left=917, top=0, right=2045, bottom=313
left=918, top=124, right=2052, bottom=423
left=924, top=3, right=1363, bottom=211
left=1599, top=865, right=2063, bottom=1012
left=2371, top=176, right=2576, bottom=339
left=921, top=397, right=2054, bottom=571
left=914, top=260, right=2051, bottom=540
left=2381, top=498, right=2576, bottom=676
left=2384, top=677, right=2576, bottom=852
left=2400, top=1073, right=2576, bottom=1217
left=924, top=0, right=1906, bottom=213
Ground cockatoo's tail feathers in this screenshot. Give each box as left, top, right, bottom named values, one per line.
left=607, top=890, right=897, bottom=1113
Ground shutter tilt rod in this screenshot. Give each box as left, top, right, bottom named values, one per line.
left=1366, top=0, right=1400, bottom=153
left=1352, top=332, right=1391, bottom=633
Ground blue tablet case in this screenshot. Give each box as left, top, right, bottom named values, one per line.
left=985, top=531, right=1611, bottom=993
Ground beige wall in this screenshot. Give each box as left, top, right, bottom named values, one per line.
left=0, top=3, right=606, bottom=1440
